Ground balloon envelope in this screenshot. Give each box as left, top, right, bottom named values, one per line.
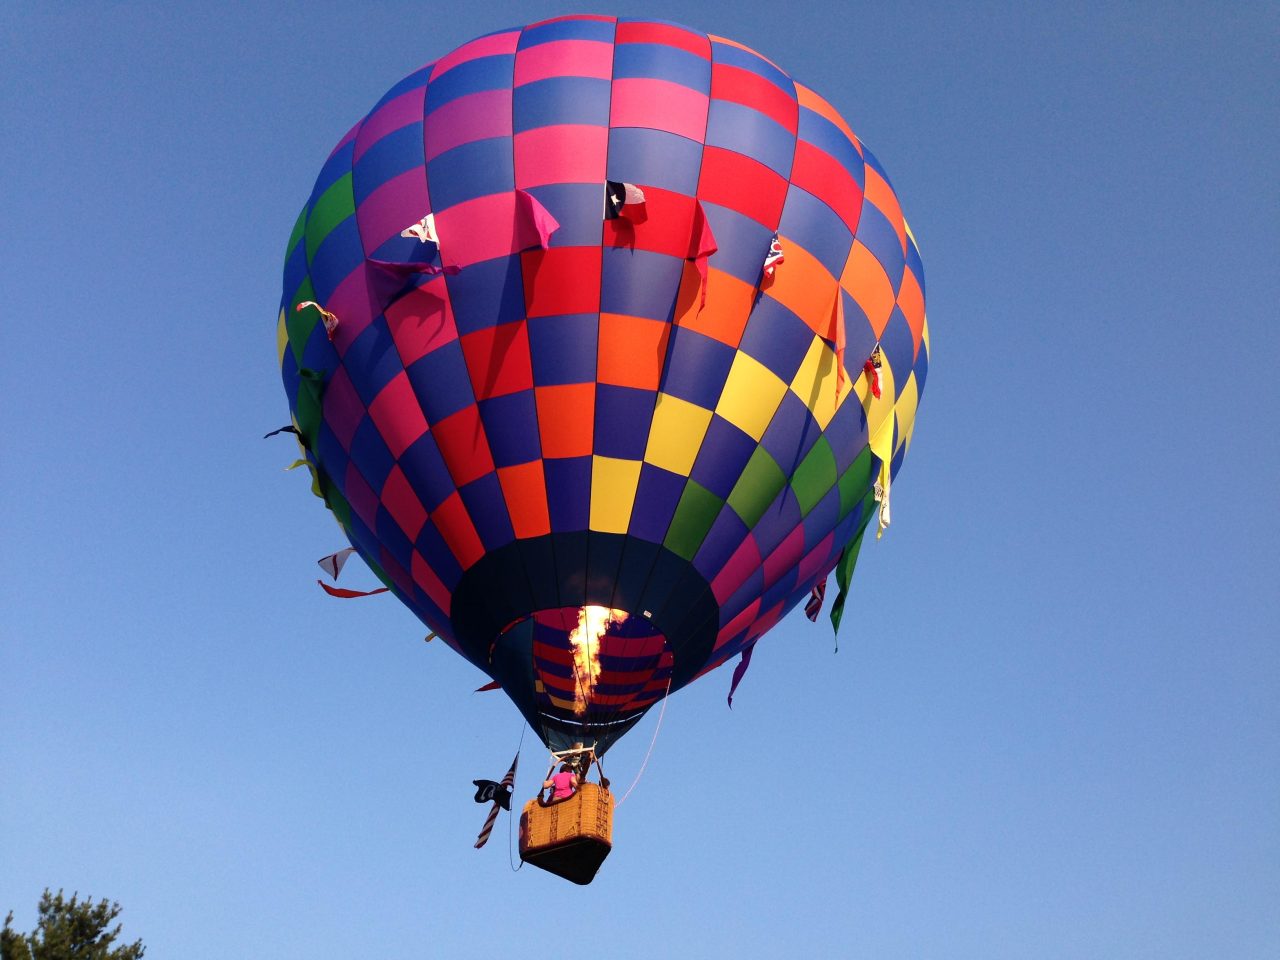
left=278, top=15, right=929, bottom=754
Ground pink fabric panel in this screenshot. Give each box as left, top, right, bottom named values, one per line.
left=423, top=89, right=513, bottom=162
left=762, top=525, right=804, bottom=588
left=430, top=30, right=519, bottom=80
left=380, top=466, right=428, bottom=542
left=514, top=40, right=613, bottom=85
left=610, top=78, right=709, bottom=142
left=711, top=535, right=762, bottom=604
left=320, top=367, right=365, bottom=450
left=384, top=277, right=457, bottom=367
left=328, top=118, right=363, bottom=159
left=434, top=192, right=559, bottom=267
left=367, top=371, right=428, bottom=458
left=356, top=166, right=430, bottom=254
left=343, top=461, right=380, bottom=532
left=326, top=266, right=378, bottom=354
left=513, top=124, right=608, bottom=188
left=412, top=549, right=453, bottom=616
left=796, top=530, right=836, bottom=586
left=354, top=87, right=426, bottom=162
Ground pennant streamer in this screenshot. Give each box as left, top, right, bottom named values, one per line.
left=514, top=188, right=560, bottom=250
left=263, top=425, right=299, bottom=439
left=317, top=547, right=356, bottom=581
left=828, top=530, right=866, bottom=643
left=727, top=642, right=755, bottom=708
left=296, top=300, right=339, bottom=340
left=474, top=752, right=519, bottom=849
left=317, top=579, right=389, bottom=598
left=688, top=200, right=718, bottom=309
left=805, top=581, right=826, bottom=621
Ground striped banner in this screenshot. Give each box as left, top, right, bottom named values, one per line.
left=474, top=752, right=519, bottom=850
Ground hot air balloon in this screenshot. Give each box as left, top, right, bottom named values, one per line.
left=277, top=15, right=928, bottom=880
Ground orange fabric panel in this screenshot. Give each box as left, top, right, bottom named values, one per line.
left=598, top=312, right=669, bottom=389
left=535, top=383, right=596, bottom=457
left=863, top=166, right=907, bottom=255
left=842, top=240, right=896, bottom=339
left=764, top=239, right=840, bottom=338
left=498, top=461, right=552, bottom=538
left=794, top=83, right=861, bottom=150
left=673, top=266, right=754, bottom=347
left=431, top=490, right=485, bottom=570
left=897, top=266, right=925, bottom=357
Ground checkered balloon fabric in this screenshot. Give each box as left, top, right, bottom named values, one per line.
left=279, top=15, right=928, bottom=754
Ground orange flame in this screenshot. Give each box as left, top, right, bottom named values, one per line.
left=568, top=606, right=627, bottom=715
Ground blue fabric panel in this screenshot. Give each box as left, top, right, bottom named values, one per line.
left=606, top=127, right=702, bottom=195
left=282, top=233, right=310, bottom=301
left=525, top=183, right=606, bottom=248
left=313, top=421, right=350, bottom=497
left=738, top=295, right=815, bottom=382
left=425, top=138, right=515, bottom=211
left=823, top=398, right=869, bottom=475
left=689, top=414, right=757, bottom=499
left=311, top=139, right=356, bottom=202
left=342, top=317, right=404, bottom=405
left=913, top=338, right=929, bottom=393
left=348, top=417, right=396, bottom=493
left=613, top=42, right=711, bottom=91
left=721, top=566, right=765, bottom=627
left=406, top=340, right=476, bottom=423
left=353, top=125, right=423, bottom=205
left=426, top=55, right=516, bottom=113
left=841, top=290, right=877, bottom=368
left=308, top=219, right=364, bottom=301
left=378, top=65, right=432, bottom=107
left=528, top=312, right=598, bottom=386
left=444, top=255, right=527, bottom=334
left=544, top=457, right=592, bottom=531
left=414, top=520, right=463, bottom=589
left=479, top=391, right=542, bottom=466
left=802, top=485, right=842, bottom=547
left=399, top=432, right=457, bottom=512
left=905, top=238, right=925, bottom=297
left=759, top=390, right=820, bottom=474
left=375, top=503, right=417, bottom=574
left=779, top=186, right=853, bottom=277
left=710, top=42, right=793, bottom=94
left=281, top=350, right=300, bottom=411
left=600, top=247, right=685, bottom=320
left=594, top=385, right=654, bottom=459
left=691, top=508, right=749, bottom=584
left=345, top=513, right=382, bottom=576
left=796, top=108, right=864, bottom=188
left=704, top=100, right=794, bottom=178
left=751, top=485, right=801, bottom=556
left=519, top=17, right=616, bottom=46
left=299, top=322, right=339, bottom=379
left=760, top=568, right=799, bottom=616
left=861, top=144, right=895, bottom=192
left=459, top=472, right=515, bottom=549
left=700, top=201, right=776, bottom=285
left=628, top=463, right=686, bottom=543
left=513, top=77, right=611, bottom=132
left=856, top=202, right=906, bottom=293
left=659, top=327, right=734, bottom=409
left=879, top=307, right=915, bottom=395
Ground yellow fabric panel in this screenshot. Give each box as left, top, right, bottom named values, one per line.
left=788, top=335, right=847, bottom=430
left=715, top=351, right=788, bottom=441
left=893, top=373, right=919, bottom=456
left=276, top=308, right=289, bottom=366
left=645, top=393, right=713, bottom=475
left=589, top=455, right=643, bottom=534
left=922, top=313, right=931, bottom=356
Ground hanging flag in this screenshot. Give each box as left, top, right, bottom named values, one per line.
left=317, top=547, right=356, bottom=581
left=296, top=301, right=339, bottom=340
left=828, top=530, right=866, bottom=644
left=603, top=180, right=646, bottom=220
left=475, top=680, right=501, bottom=692
left=763, top=233, right=785, bottom=280
left=805, top=581, right=826, bottom=621
left=400, top=212, right=439, bottom=244
left=474, top=752, right=519, bottom=849
left=316, top=579, right=389, bottom=598
left=514, top=188, right=560, bottom=250
left=688, top=200, right=718, bottom=310
left=263, top=425, right=299, bottom=439
left=863, top=344, right=883, bottom=399
left=726, top=642, right=755, bottom=708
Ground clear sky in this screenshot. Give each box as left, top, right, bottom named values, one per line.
left=2, top=2, right=1277, bottom=957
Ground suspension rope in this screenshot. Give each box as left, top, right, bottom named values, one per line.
left=617, top=677, right=673, bottom=806
left=508, top=724, right=526, bottom=872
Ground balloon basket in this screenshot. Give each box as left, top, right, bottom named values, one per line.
left=519, top=782, right=613, bottom=885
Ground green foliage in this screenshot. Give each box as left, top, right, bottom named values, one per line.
left=2, top=890, right=144, bottom=960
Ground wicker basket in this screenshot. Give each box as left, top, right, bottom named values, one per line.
left=519, top=782, right=614, bottom=884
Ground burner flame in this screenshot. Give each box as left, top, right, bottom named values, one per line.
left=568, top=606, right=627, bottom=715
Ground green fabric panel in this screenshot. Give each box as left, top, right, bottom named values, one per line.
left=663, top=480, right=724, bottom=561
left=286, top=276, right=317, bottom=367
left=327, top=491, right=353, bottom=530
left=838, top=446, right=874, bottom=519
left=727, top=447, right=787, bottom=528
left=305, top=172, right=355, bottom=262
left=284, top=203, right=308, bottom=264
left=294, top=368, right=326, bottom=451
left=790, top=436, right=838, bottom=516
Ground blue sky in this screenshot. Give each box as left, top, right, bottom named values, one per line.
left=2, top=2, right=1277, bottom=957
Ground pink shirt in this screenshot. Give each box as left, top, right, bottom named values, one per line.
left=550, top=771, right=576, bottom=799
